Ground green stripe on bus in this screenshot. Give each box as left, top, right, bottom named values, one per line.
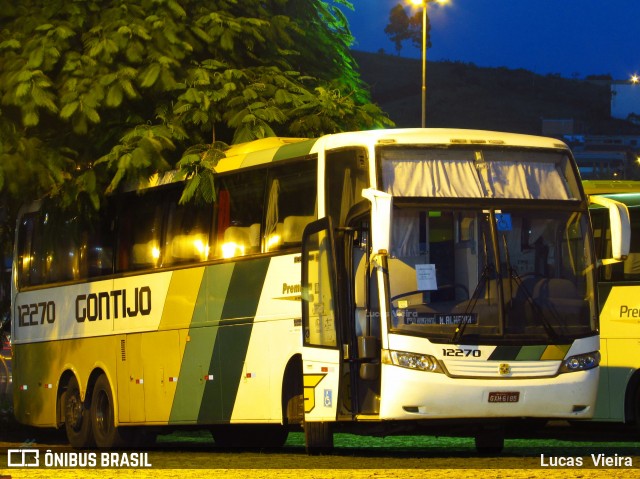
left=515, top=345, right=547, bottom=361
left=169, top=326, right=222, bottom=423
left=489, top=345, right=521, bottom=360
left=198, top=258, right=271, bottom=423
left=273, top=139, right=317, bottom=162
left=220, top=258, right=270, bottom=320
left=169, top=263, right=235, bottom=423
left=195, top=263, right=236, bottom=325
left=489, top=344, right=571, bottom=361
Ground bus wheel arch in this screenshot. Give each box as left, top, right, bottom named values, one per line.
left=282, top=354, right=303, bottom=427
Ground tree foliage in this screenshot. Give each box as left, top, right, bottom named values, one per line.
left=384, top=3, right=431, bottom=54
left=0, top=0, right=392, bottom=218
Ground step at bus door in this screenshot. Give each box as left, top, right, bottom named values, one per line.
left=301, top=217, right=342, bottom=424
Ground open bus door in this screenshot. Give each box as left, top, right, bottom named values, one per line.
left=301, top=191, right=393, bottom=453
left=301, top=217, right=342, bottom=452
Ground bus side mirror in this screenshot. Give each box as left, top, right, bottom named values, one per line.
left=589, top=195, right=631, bottom=264
left=358, top=336, right=380, bottom=380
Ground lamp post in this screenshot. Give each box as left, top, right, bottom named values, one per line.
left=410, top=0, right=447, bottom=128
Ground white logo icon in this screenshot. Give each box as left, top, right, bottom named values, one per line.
left=7, top=448, right=40, bottom=467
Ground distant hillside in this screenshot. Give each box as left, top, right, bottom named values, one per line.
left=353, top=51, right=640, bottom=136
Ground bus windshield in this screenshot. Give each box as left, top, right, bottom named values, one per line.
left=381, top=145, right=595, bottom=344
left=388, top=206, right=596, bottom=343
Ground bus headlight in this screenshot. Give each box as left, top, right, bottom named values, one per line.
left=559, top=351, right=600, bottom=373
left=382, top=350, right=444, bottom=373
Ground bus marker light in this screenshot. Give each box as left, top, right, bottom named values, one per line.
left=169, top=377, right=178, bottom=382
left=204, top=374, right=214, bottom=381
left=19, top=385, right=28, bottom=391
left=135, top=379, right=144, bottom=384
left=43, top=383, right=53, bottom=389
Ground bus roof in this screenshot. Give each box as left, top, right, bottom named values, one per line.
left=316, top=128, right=569, bottom=150
left=214, top=128, right=570, bottom=173
left=214, top=137, right=318, bottom=173
left=138, top=129, right=570, bottom=189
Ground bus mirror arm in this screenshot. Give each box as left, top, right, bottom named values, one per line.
left=589, top=195, right=631, bottom=262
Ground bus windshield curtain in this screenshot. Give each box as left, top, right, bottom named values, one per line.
left=484, top=161, right=570, bottom=200
left=381, top=149, right=572, bottom=200
left=383, top=158, right=483, bottom=198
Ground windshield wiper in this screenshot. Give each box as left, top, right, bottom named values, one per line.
left=451, top=231, right=491, bottom=344
left=502, top=234, right=559, bottom=340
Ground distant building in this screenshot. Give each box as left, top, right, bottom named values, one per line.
left=541, top=118, right=574, bottom=137
left=611, top=81, right=640, bottom=122
left=573, top=135, right=640, bottom=180
left=573, top=150, right=628, bottom=180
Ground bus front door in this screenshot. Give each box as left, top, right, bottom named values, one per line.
left=301, top=217, right=342, bottom=451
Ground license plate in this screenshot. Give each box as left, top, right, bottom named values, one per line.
left=488, top=391, right=520, bottom=403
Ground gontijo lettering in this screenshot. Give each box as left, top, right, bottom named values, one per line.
left=76, top=286, right=152, bottom=322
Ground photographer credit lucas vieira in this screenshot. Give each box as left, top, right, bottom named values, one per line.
left=540, top=453, right=633, bottom=467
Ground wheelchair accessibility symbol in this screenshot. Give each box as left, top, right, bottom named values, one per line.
left=324, top=389, right=333, bottom=407
left=495, top=213, right=512, bottom=232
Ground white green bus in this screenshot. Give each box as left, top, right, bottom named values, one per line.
left=584, top=180, right=640, bottom=429
left=12, top=129, right=628, bottom=452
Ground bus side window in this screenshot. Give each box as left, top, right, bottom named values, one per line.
left=163, top=191, right=213, bottom=266
left=16, top=214, right=36, bottom=288
left=116, top=192, right=164, bottom=272
left=216, top=171, right=265, bottom=259
left=264, top=160, right=317, bottom=251
left=326, top=148, right=369, bottom=227
left=86, top=205, right=114, bottom=277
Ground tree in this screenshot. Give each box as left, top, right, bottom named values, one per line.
left=0, top=0, right=393, bottom=319
left=384, top=3, right=431, bottom=54
left=0, top=0, right=392, bottom=215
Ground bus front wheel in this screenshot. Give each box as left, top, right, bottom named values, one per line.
left=91, top=374, right=124, bottom=448
left=304, top=421, right=333, bottom=455
left=62, top=375, right=94, bottom=448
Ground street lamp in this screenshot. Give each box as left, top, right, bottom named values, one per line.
left=410, top=0, right=448, bottom=127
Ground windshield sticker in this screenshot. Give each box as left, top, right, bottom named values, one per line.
left=416, top=264, right=438, bottom=290
left=495, top=213, right=512, bottom=231
left=403, top=313, right=478, bottom=326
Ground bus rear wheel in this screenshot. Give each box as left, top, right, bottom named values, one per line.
left=62, top=375, right=94, bottom=448
left=91, top=374, right=125, bottom=448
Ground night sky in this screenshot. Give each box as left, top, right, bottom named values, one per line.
left=343, top=0, right=639, bottom=80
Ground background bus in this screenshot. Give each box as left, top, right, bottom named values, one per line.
left=584, top=180, right=640, bottom=429
left=11, top=129, right=628, bottom=453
